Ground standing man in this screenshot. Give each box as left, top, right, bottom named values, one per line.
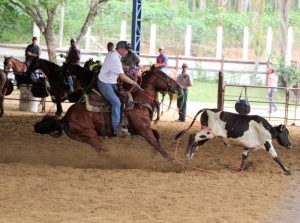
left=155, top=46, right=168, bottom=75
left=25, top=36, right=41, bottom=81
left=267, top=67, right=278, bottom=114
left=66, top=38, right=81, bottom=92
left=122, top=44, right=140, bottom=77
left=176, top=63, right=193, bottom=122
left=97, top=41, right=143, bottom=137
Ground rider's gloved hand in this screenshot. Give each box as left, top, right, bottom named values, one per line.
left=134, top=82, right=144, bottom=92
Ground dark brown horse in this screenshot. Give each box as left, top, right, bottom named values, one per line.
left=34, top=66, right=182, bottom=159
left=0, top=69, right=7, bottom=117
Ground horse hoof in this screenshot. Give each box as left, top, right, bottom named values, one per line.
left=55, top=112, right=62, bottom=117
left=285, top=170, right=292, bottom=176
left=161, top=151, right=174, bottom=161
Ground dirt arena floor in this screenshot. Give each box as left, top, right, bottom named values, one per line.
left=1, top=100, right=300, bottom=223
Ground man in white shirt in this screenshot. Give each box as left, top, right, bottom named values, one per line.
left=98, top=41, right=142, bottom=137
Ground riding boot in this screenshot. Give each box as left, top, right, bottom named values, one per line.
left=115, top=123, right=130, bottom=138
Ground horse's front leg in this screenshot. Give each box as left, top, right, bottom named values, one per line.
left=167, top=93, right=173, bottom=111
left=55, top=95, right=63, bottom=116
left=138, top=127, right=172, bottom=160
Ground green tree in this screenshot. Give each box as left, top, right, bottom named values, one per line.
left=2, top=0, right=108, bottom=62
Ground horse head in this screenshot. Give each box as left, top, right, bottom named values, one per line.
left=143, top=65, right=182, bottom=95
left=3, top=56, right=13, bottom=73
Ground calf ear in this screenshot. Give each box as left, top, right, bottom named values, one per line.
left=280, top=124, right=286, bottom=131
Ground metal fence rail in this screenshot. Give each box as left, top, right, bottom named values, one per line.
left=223, top=84, right=300, bottom=125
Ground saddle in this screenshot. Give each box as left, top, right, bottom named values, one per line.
left=85, top=88, right=134, bottom=113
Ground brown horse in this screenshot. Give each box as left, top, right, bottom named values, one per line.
left=34, top=66, right=182, bottom=160
left=3, top=56, right=27, bottom=73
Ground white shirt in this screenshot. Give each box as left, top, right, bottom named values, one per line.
left=268, top=73, right=278, bottom=88
left=177, top=73, right=193, bottom=90
left=98, top=50, right=124, bottom=84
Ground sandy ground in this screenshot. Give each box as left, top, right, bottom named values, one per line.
left=1, top=98, right=300, bottom=223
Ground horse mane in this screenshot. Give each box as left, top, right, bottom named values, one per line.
left=37, top=58, right=60, bottom=70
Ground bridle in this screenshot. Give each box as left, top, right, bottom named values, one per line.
left=3, top=58, right=13, bottom=73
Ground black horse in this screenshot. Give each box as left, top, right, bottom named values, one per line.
left=61, top=62, right=98, bottom=92
left=27, top=58, right=70, bottom=116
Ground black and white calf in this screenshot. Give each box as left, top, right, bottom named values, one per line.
left=175, top=109, right=292, bottom=175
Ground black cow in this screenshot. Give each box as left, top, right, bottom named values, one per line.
left=175, top=109, right=292, bottom=175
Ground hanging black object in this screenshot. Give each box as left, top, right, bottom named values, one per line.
left=235, top=87, right=250, bottom=115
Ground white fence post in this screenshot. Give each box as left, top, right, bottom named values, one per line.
left=58, top=3, right=65, bottom=48
left=243, top=26, right=249, bottom=60
left=33, top=22, right=40, bottom=45
left=266, top=27, right=272, bottom=59
left=185, top=25, right=192, bottom=57
left=85, top=26, right=91, bottom=50
left=216, top=26, right=223, bottom=59
left=120, top=20, right=127, bottom=40
left=149, top=24, right=156, bottom=54
left=286, top=26, right=293, bottom=65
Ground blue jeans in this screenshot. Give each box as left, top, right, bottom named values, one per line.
left=67, top=75, right=74, bottom=92
left=268, top=88, right=277, bottom=112
left=177, top=89, right=188, bottom=121
left=97, top=79, right=121, bottom=132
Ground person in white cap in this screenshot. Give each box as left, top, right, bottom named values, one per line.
left=97, top=40, right=143, bottom=137
left=176, top=63, right=193, bottom=122
left=155, top=46, right=168, bottom=74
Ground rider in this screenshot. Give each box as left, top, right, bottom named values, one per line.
left=97, top=40, right=143, bottom=137
left=66, top=38, right=81, bottom=92
left=122, top=44, right=140, bottom=77
left=155, top=46, right=168, bottom=75
left=25, top=36, right=41, bottom=81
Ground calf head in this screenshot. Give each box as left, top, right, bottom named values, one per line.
left=274, top=124, right=292, bottom=149
left=185, top=133, right=209, bottom=158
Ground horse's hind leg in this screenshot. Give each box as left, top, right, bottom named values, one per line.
left=65, top=127, right=108, bottom=154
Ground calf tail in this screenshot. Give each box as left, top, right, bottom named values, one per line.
left=34, top=115, right=64, bottom=138
left=175, top=109, right=206, bottom=140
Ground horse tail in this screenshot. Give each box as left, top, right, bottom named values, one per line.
left=34, top=115, right=64, bottom=138
left=175, top=109, right=206, bottom=140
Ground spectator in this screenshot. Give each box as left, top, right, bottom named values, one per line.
left=66, top=38, right=81, bottom=92
left=155, top=46, right=168, bottom=75
left=176, top=63, right=193, bottom=122
left=25, top=36, right=41, bottom=81
left=107, top=42, right=114, bottom=52
left=267, top=67, right=278, bottom=114
left=97, top=41, right=143, bottom=137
